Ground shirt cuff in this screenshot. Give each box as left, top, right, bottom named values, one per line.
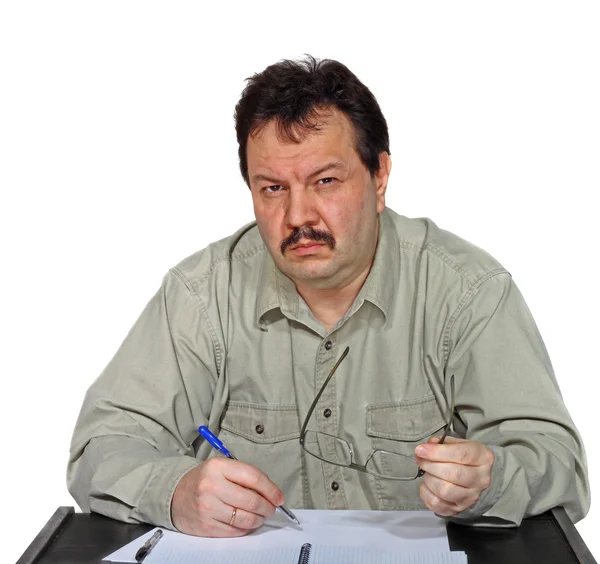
left=135, top=455, right=201, bottom=530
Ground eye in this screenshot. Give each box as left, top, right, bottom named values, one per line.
left=317, top=177, right=336, bottom=185
left=263, top=185, right=283, bottom=194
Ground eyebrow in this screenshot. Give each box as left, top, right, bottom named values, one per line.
left=251, top=161, right=347, bottom=185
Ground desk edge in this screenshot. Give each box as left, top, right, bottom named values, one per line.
left=14, top=506, right=597, bottom=564
left=16, top=506, right=75, bottom=564
left=551, top=507, right=597, bottom=564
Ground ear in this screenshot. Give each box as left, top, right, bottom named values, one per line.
left=374, top=152, right=391, bottom=213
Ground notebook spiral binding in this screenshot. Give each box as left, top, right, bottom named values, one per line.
left=298, top=542, right=312, bottom=564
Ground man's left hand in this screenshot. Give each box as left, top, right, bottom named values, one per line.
left=415, top=436, right=494, bottom=516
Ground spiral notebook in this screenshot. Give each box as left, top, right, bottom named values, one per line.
left=143, top=543, right=467, bottom=563
left=295, top=544, right=467, bottom=563
left=104, top=510, right=467, bottom=563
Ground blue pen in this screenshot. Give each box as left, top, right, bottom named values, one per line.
left=198, top=425, right=300, bottom=525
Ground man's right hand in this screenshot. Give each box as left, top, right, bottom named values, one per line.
left=171, top=457, right=284, bottom=537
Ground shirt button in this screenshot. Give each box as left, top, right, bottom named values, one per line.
left=323, top=408, right=332, bottom=418
left=255, top=424, right=264, bottom=434
left=331, top=481, right=340, bottom=491
left=324, top=340, right=333, bottom=350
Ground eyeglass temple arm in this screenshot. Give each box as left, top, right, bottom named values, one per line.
left=416, top=374, right=455, bottom=477
left=299, top=346, right=350, bottom=441
left=439, top=374, right=455, bottom=443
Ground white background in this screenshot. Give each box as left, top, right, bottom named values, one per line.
left=1, top=2, right=598, bottom=562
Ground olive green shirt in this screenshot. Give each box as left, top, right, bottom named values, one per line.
left=67, top=208, right=590, bottom=529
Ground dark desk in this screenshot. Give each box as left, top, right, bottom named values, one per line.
left=17, top=506, right=597, bottom=564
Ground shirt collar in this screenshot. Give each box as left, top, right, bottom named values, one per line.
left=256, top=251, right=299, bottom=328
left=255, top=208, right=400, bottom=328
left=340, top=208, right=399, bottom=324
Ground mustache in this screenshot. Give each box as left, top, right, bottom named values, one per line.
left=280, top=226, right=336, bottom=255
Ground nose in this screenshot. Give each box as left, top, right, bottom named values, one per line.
left=285, top=187, right=319, bottom=230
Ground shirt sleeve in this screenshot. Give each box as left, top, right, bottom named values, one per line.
left=67, top=269, right=222, bottom=529
left=443, top=272, right=590, bottom=526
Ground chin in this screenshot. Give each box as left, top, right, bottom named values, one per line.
left=289, top=266, right=339, bottom=285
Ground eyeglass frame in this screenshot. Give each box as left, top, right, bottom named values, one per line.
left=298, top=345, right=456, bottom=480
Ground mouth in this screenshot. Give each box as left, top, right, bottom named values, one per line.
left=280, top=226, right=336, bottom=255
left=289, top=242, right=325, bottom=255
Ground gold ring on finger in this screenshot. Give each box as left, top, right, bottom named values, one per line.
left=228, top=506, right=237, bottom=526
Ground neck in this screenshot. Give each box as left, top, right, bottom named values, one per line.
left=295, top=259, right=374, bottom=333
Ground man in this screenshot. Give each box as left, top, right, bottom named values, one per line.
left=68, top=56, right=590, bottom=538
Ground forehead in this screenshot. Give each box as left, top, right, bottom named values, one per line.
left=246, top=109, right=360, bottom=176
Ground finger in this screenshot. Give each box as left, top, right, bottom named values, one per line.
left=217, top=504, right=266, bottom=531
left=179, top=501, right=251, bottom=538
left=200, top=517, right=249, bottom=538
left=221, top=460, right=284, bottom=507
left=419, top=481, right=461, bottom=517
left=422, top=472, right=479, bottom=508
left=417, top=459, right=480, bottom=488
left=415, top=441, right=494, bottom=467
left=416, top=439, right=463, bottom=466
left=218, top=480, right=277, bottom=518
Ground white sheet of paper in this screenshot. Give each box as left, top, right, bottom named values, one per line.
left=103, top=510, right=451, bottom=563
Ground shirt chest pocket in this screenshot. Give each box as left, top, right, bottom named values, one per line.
left=366, top=394, right=447, bottom=445
left=220, top=401, right=300, bottom=444
left=365, top=394, right=446, bottom=510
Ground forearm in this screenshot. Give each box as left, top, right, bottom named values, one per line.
left=67, top=270, right=223, bottom=526
left=68, top=435, right=200, bottom=528
left=449, top=429, right=589, bottom=526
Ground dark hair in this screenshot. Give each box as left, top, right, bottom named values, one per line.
left=235, top=55, right=390, bottom=184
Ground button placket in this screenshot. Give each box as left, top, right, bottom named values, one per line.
left=316, top=337, right=338, bottom=436
left=315, top=335, right=348, bottom=509
left=324, top=463, right=347, bottom=508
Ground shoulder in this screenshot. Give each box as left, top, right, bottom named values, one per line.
left=384, top=208, right=508, bottom=286
left=167, top=221, right=267, bottom=293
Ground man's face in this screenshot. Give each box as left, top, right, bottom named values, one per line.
left=247, top=109, right=390, bottom=291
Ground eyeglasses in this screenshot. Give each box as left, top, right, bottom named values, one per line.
left=299, top=346, right=455, bottom=480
